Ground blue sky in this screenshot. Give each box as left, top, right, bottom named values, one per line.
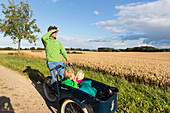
left=0, top=0, right=170, bottom=49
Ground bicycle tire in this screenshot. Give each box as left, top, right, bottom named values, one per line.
left=61, top=99, right=88, bottom=113
left=43, top=76, right=58, bottom=102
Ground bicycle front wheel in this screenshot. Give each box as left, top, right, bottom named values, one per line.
left=43, top=76, right=58, bottom=102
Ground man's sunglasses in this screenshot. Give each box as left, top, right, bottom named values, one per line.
left=54, top=30, right=58, bottom=33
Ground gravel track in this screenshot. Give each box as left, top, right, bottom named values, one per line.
left=0, top=65, right=58, bottom=113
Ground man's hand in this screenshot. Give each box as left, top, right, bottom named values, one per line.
left=66, top=60, right=72, bottom=65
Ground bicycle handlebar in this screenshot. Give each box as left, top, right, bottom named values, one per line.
left=63, top=64, right=75, bottom=72
left=53, top=63, right=76, bottom=78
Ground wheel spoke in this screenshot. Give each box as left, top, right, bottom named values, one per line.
left=64, top=101, right=84, bottom=113
left=65, top=106, right=72, bottom=112
left=70, top=103, right=76, bottom=112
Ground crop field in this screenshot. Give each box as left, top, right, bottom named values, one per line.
left=68, top=52, right=170, bottom=89
left=0, top=50, right=169, bottom=89
left=0, top=53, right=169, bottom=112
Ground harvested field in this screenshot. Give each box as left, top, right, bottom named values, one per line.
left=0, top=50, right=169, bottom=88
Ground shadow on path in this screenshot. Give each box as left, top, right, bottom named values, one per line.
left=23, top=66, right=58, bottom=113
left=0, top=96, right=15, bottom=113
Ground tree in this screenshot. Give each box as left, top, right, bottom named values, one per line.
left=0, top=0, right=40, bottom=56
left=30, top=47, right=35, bottom=50
left=98, top=47, right=114, bottom=52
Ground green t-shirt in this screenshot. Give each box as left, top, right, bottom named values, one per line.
left=41, top=31, right=69, bottom=62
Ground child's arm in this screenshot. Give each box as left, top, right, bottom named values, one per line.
left=72, top=80, right=78, bottom=88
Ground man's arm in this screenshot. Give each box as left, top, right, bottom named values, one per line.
left=41, top=31, right=53, bottom=43
left=60, top=42, right=69, bottom=61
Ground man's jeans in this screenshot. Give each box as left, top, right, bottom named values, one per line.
left=47, top=61, right=64, bottom=84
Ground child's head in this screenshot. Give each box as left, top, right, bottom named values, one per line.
left=76, top=70, right=84, bottom=80
left=63, top=68, right=75, bottom=80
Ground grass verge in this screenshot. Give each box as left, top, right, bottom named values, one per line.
left=0, top=53, right=169, bottom=113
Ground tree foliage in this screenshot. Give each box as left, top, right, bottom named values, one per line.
left=98, top=46, right=170, bottom=52
left=0, top=0, right=40, bottom=56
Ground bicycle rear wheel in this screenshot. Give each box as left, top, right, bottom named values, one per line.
left=43, top=76, right=58, bottom=102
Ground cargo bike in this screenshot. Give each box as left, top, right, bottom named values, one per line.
left=43, top=64, right=119, bottom=113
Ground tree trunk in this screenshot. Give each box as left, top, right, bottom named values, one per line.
left=18, top=39, right=21, bottom=56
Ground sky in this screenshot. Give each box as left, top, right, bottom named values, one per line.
left=0, top=0, right=170, bottom=49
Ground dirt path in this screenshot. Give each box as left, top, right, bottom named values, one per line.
left=0, top=65, right=58, bottom=113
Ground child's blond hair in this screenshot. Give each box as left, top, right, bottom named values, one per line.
left=63, top=68, right=75, bottom=79
left=76, top=70, right=84, bottom=80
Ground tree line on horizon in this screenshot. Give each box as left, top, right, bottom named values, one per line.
left=98, top=46, right=170, bottom=52
left=0, top=46, right=170, bottom=52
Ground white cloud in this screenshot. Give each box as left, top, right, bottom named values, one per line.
left=137, top=43, right=153, bottom=47
left=160, top=46, right=170, bottom=48
left=57, top=35, right=149, bottom=49
left=0, top=35, right=39, bottom=49
left=58, top=35, right=75, bottom=41
left=95, top=0, right=170, bottom=47
left=93, top=10, right=99, bottom=15
left=51, top=0, right=59, bottom=3
left=115, top=0, right=170, bottom=17
left=101, top=26, right=129, bottom=33
left=0, top=33, right=160, bottom=49
left=46, top=0, right=59, bottom=3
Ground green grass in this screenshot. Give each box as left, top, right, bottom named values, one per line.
left=0, top=53, right=169, bottom=113
left=0, top=54, right=48, bottom=82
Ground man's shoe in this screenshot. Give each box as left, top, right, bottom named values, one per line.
left=48, top=81, right=56, bottom=88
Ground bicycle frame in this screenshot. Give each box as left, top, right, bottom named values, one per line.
left=52, top=64, right=75, bottom=101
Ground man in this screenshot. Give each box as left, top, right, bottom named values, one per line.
left=42, top=26, right=72, bottom=85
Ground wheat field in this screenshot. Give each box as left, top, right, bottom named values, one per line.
left=67, top=52, right=170, bottom=88
left=0, top=50, right=169, bottom=88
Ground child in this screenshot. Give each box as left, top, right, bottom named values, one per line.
left=76, top=70, right=97, bottom=97
left=62, top=69, right=97, bottom=97
left=79, top=80, right=97, bottom=97
left=76, top=70, right=84, bottom=84
left=61, top=68, right=78, bottom=88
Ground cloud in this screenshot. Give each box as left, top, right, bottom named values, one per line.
left=57, top=35, right=147, bottom=49
left=0, top=33, right=157, bottom=49
left=46, top=0, right=59, bottom=3
left=93, top=10, right=99, bottom=15
left=88, top=37, right=110, bottom=42
left=58, top=35, right=75, bottom=42
left=56, top=35, right=116, bottom=49
left=120, top=34, right=148, bottom=42
left=51, top=0, right=59, bottom=3
left=137, top=43, right=154, bottom=47
left=95, top=0, right=170, bottom=47
left=101, top=26, right=130, bottom=33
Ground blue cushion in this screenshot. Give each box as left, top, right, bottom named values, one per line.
left=79, top=80, right=97, bottom=97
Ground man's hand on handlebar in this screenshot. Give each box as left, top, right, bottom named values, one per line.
left=66, top=60, right=72, bottom=65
